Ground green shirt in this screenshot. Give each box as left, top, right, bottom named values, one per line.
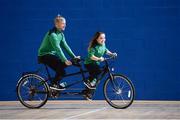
left=38, top=30, right=75, bottom=62
left=84, top=44, right=108, bottom=65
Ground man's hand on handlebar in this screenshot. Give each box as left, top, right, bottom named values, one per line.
left=65, top=60, right=72, bottom=66
left=70, top=56, right=82, bottom=66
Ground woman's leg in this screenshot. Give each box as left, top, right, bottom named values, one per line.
left=85, top=63, right=101, bottom=82
left=84, top=63, right=101, bottom=90
left=83, top=63, right=101, bottom=100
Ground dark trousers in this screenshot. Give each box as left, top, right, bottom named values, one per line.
left=84, top=63, right=101, bottom=82
left=84, top=63, right=101, bottom=95
left=38, top=54, right=67, bottom=84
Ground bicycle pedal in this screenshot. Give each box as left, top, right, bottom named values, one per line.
left=49, top=90, right=59, bottom=98
left=50, top=93, right=59, bottom=98
left=83, top=94, right=93, bottom=101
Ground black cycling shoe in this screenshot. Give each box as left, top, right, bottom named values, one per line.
left=50, top=83, right=65, bottom=91
left=84, top=80, right=96, bottom=89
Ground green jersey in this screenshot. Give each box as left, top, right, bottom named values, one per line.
left=38, top=29, right=75, bottom=62
left=84, top=44, right=108, bottom=65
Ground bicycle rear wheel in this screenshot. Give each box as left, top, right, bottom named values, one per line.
left=16, top=74, right=49, bottom=108
left=104, top=74, right=135, bottom=109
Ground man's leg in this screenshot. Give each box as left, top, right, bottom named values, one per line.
left=52, top=64, right=66, bottom=86
left=38, top=55, right=66, bottom=87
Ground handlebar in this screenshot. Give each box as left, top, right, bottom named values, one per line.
left=71, top=54, right=117, bottom=66
left=104, top=55, right=117, bottom=61
left=71, top=58, right=84, bottom=66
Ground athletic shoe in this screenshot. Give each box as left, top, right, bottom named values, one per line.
left=84, top=80, right=96, bottom=89
left=50, top=83, right=65, bottom=91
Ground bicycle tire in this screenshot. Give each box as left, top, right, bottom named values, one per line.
left=103, top=74, right=135, bottom=109
left=16, top=74, right=49, bottom=108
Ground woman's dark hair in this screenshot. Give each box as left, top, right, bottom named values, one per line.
left=88, top=32, right=105, bottom=50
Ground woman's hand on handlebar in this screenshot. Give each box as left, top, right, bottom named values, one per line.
left=106, top=50, right=117, bottom=58
left=104, top=52, right=118, bottom=61
left=99, top=57, right=105, bottom=62
left=111, top=52, right=117, bottom=57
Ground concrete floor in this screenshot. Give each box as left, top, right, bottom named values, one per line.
left=0, top=100, right=180, bottom=119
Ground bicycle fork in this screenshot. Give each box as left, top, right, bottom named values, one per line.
left=108, top=72, right=120, bottom=92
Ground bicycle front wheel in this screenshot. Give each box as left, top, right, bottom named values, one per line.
left=104, top=74, right=135, bottom=109
left=16, top=74, right=49, bottom=108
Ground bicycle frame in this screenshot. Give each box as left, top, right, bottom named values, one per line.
left=35, top=57, right=115, bottom=96
left=43, top=64, right=89, bottom=89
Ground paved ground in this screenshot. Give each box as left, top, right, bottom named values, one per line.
left=0, top=100, right=180, bottom=119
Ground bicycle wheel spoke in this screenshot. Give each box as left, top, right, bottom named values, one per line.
left=120, top=95, right=127, bottom=104
left=121, top=85, right=130, bottom=90
left=21, top=92, right=30, bottom=99
left=21, top=85, right=30, bottom=91
left=28, top=77, right=33, bottom=86
left=34, top=94, right=43, bottom=102
left=28, top=94, right=34, bottom=101
left=114, top=76, right=123, bottom=88
left=110, top=80, right=120, bottom=91
left=121, top=90, right=130, bottom=95
left=115, top=79, right=122, bottom=88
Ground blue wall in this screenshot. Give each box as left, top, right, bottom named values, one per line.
left=0, top=0, right=179, bottom=100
